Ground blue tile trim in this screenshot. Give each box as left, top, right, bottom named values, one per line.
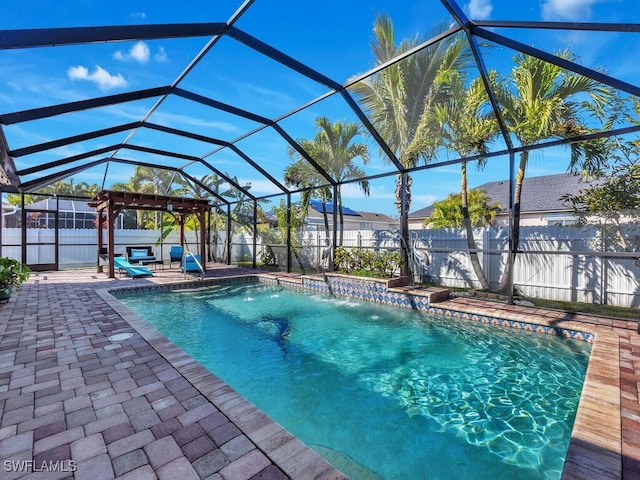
left=108, top=274, right=593, bottom=343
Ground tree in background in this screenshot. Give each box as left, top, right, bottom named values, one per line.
left=426, top=188, right=502, bottom=229
left=563, top=136, right=640, bottom=260
left=351, top=13, right=473, bottom=273
left=413, top=71, right=498, bottom=289
left=111, top=166, right=177, bottom=229
left=490, top=50, right=613, bottom=293
left=8, top=177, right=99, bottom=206
left=286, top=117, right=370, bottom=245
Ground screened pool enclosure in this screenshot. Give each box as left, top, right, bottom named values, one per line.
left=1, top=0, right=639, bottom=306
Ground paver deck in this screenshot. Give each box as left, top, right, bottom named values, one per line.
left=0, top=265, right=638, bottom=479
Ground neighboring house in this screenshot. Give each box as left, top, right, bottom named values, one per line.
left=303, top=200, right=397, bottom=231
left=409, top=173, right=597, bottom=229
left=25, top=198, right=97, bottom=229
left=3, top=198, right=112, bottom=229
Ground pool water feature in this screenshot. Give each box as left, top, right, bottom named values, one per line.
left=117, top=282, right=591, bottom=480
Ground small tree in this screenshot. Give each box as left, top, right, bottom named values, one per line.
left=563, top=150, right=640, bottom=258
left=425, top=189, right=502, bottom=229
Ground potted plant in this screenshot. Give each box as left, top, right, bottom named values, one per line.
left=0, top=257, right=31, bottom=302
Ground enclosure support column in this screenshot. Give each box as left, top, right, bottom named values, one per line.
left=252, top=199, right=257, bottom=269
left=286, top=193, right=292, bottom=273
left=332, top=185, right=338, bottom=271
left=226, top=204, right=231, bottom=265
left=107, top=200, right=115, bottom=278
left=20, top=193, right=25, bottom=264
left=507, top=152, right=515, bottom=305
left=400, top=172, right=410, bottom=277
left=199, top=207, right=206, bottom=272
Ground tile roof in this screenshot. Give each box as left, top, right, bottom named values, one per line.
left=409, top=173, right=597, bottom=219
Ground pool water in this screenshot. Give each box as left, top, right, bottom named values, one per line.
left=118, top=282, right=590, bottom=480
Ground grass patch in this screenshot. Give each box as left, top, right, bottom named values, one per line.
left=523, top=296, right=638, bottom=321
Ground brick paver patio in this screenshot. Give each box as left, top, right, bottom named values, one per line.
left=0, top=266, right=344, bottom=479
left=0, top=265, right=638, bottom=479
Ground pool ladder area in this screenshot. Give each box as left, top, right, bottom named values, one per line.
left=182, top=244, right=205, bottom=280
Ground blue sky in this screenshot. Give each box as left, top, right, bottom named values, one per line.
left=1, top=0, right=639, bottom=217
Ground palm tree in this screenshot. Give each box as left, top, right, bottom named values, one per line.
left=414, top=71, right=499, bottom=289
left=111, top=166, right=177, bottom=229
left=490, top=50, right=613, bottom=293
left=351, top=13, right=473, bottom=271
left=286, top=117, right=370, bottom=245
left=284, top=159, right=333, bottom=237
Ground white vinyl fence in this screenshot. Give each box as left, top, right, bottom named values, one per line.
left=250, top=226, right=639, bottom=308
left=2, top=225, right=638, bottom=307
left=1, top=228, right=204, bottom=269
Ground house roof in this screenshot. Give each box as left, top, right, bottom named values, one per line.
left=354, top=210, right=396, bottom=223
left=291, top=201, right=396, bottom=224
left=409, top=173, right=596, bottom=219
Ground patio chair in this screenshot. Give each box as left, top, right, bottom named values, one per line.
left=181, top=253, right=202, bottom=273
left=169, top=245, right=183, bottom=268
left=113, top=257, right=153, bottom=278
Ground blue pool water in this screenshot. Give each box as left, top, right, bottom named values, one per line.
left=117, top=282, right=590, bottom=480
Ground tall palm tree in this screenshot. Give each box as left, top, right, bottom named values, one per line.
left=287, top=117, right=370, bottom=245
left=491, top=51, right=613, bottom=293
left=414, top=71, right=499, bottom=289
left=351, top=13, right=473, bottom=271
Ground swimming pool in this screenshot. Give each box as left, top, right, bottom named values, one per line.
left=117, top=281, right=591, bottom=479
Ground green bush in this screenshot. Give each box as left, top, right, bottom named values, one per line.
left=333, top=247, right=403, bottom=278
left=258, top=246, right=277, bottom=266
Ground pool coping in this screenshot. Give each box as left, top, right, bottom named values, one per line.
left=100, top=273, right=622, bottom=479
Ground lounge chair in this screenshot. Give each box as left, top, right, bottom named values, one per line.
left=169, top=245, right=183, bottom=268
left=181, top=253, right=202, bottom=273
left=113, top=257, right=153, bottom=278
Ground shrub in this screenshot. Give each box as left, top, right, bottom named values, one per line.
left=333, top=247, right=403, bottom=278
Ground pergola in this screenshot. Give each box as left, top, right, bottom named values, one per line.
left=89, top=190, right=210, bottom=278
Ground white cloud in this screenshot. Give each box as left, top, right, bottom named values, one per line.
left=541, top=0, right=598, bottom=21
left=466, top=0, right=493, bottom=19
left=154, top=47, right=169, bottom=63
left=67, top=65, right=127, bottom=91
left=113, top=41, right=150, bottom=63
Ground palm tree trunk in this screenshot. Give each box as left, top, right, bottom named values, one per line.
left=461, top=162, right=491, bottom=290
left=499, top=152, right=527, bottom=294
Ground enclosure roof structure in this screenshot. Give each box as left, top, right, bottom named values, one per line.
left=1, top=0, right=639, bottom=211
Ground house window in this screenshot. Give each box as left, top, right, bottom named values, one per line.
left=544, top=214, right=576, bottom=226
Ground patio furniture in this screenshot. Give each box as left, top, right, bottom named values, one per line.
left=113, top=257, right=153, bottom=278
left=181, top=253, right=202, bottom=273
left=126, top=246, right=157, bottom=264
left=169, top=245, right=183, bottom=268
